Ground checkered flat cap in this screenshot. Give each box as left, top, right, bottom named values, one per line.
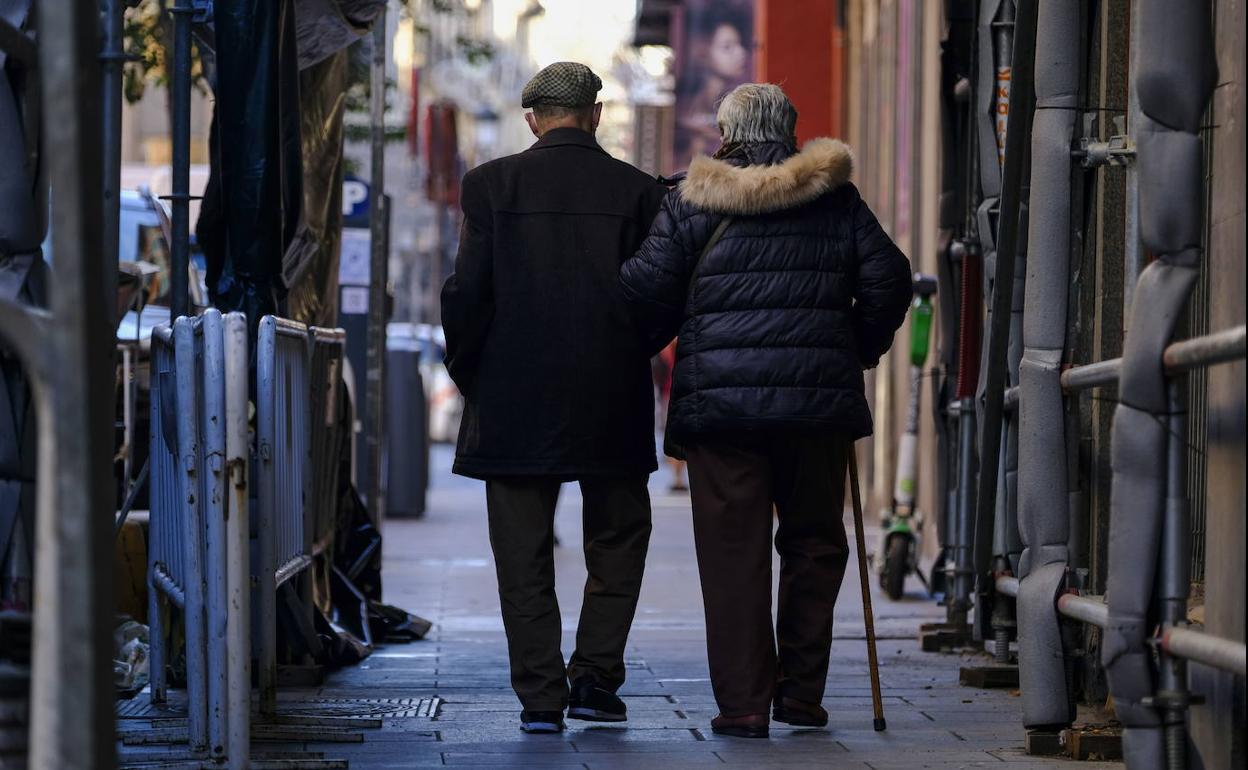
left=521, top=62, right=602, bottom=108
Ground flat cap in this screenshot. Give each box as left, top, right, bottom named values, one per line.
left=521, top=62, right=602, bottom=109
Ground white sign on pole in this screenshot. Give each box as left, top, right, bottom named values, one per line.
left=340, top=285, right=369, bottom=315
left=339, top=228, right=371, bottom=286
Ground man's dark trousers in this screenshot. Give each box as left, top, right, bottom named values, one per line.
left=685, top=433, right=850, bottom=718
left=485, top=475, right=652, bottom=711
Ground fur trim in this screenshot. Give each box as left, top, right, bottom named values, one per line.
left=679, top=138, right=854, bottom=215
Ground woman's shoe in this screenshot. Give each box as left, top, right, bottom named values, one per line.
left=772, top=696, right=828, bottom=727
left=711, top=713, right=769, bottom=738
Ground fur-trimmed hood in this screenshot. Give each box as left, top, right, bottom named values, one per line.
left=679, top=138, right=854, bottom=215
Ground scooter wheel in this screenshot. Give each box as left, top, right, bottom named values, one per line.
left=882, top=536, right=908, bottom=601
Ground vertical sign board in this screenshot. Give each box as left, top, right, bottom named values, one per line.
left=339, top=176, right=373, bottom=493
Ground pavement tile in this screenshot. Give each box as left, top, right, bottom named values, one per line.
left=207, top=446, right=1124, bottom=769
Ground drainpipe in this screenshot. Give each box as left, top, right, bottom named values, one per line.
left=975, top=0, right=1037, bottom=656
left=944, top=0, right=990, bottom=632
left=969, top=0, right=1012, bottom=640
left=933, top=1, right=976, bottom=592
left=972, top=0, right=1005, bottom=453
left=1104, top=0, right=1217, bottom=765
left=1015, top=0, right=1079, bottom=730
left=1157, top=381, right=1192, bottom=768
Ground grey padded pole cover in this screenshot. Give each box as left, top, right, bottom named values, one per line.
left=974, top=0, right=1008, bottom=441
left=1104, top=0, right=1216, bottom=765
left=1017, top=560, right=1069, bottom=726
left=1015, top=0, right=1079, bottom=729
left=976, top=0, right=1006, bottom=200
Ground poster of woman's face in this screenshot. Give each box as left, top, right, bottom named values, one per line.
left=673, top=0, right=755, bottom=172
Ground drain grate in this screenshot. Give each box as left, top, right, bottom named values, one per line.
left=116, top=697, right=185, bottom=719
left=278, top=697, right=443, bottom=719
left=117, top=696, right=444, bottom=720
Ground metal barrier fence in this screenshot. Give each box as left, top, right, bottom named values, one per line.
left=308, top=327, right=347, bottom=556
left=258, top=316, right=313, bottom=577
left=146, top=317, right=208, bottom=752
left=256, top=315, right=313, bottom=717
left=133, top=310, right=251, bottom=767
left=135, top=312, right=354, bottom=766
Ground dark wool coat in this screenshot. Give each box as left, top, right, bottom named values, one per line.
left=441, top=128, right=667, bottom=479
left=619, top=139, right=912, bottom=443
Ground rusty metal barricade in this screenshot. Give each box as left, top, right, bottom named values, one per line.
left=253, top=317, right=371, bottom=752
left=308, top=327, right=347, bottom=557
left=256, top=316, right=312, bottom=717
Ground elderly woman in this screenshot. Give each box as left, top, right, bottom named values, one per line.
left=621, top=84, right=911, bottom=738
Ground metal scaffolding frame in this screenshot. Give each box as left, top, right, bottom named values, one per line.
left=996, top=574, right=1247, bottom=677
left=0, top=2, right=117, bottom=768
left=934, top=1, right=1240, bottom=766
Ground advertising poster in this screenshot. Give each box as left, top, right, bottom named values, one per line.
left=672, top=0, right=756, bottom=172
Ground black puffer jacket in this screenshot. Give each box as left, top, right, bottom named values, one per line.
left=620, top=139, right=912, bottom=442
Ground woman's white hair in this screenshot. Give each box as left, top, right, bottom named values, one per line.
left=716, top=83, right=798, bottom=146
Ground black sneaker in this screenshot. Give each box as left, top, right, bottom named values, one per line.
left=520, top=710, right=565, bottom=734
left=567, top=676, right=627, bottom=722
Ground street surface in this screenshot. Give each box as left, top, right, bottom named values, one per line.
left=296, top=444, right=1120, bottom=769
left=119, top=443, right=1122, bottom=768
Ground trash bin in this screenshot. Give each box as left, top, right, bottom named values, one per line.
left=385, top=323, right=429, bottom=518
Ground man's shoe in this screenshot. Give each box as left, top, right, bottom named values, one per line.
left=772, top=696, right=828, bottom=727
left=567, top=677, right=627, bottom=722
left=710, top=713, right=769, bottom=739
left=520, top=710, right=565, bottom=734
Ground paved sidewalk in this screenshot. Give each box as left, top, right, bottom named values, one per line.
left=291, top=445, right=1118, bottom=769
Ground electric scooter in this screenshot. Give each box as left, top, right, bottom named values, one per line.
left=876, top=273, right=938, bottom=601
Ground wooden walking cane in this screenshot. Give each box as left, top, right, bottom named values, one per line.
left=848, top=447, right=887, bottom=731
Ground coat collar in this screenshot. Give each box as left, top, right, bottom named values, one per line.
left=680, top=138, right=854, bottom=215
left=714, top=140, right=796, bottom=168
left=528, top=127, right=608, bottom=155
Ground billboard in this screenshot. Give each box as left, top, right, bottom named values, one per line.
left=672, top=0, right=756, bottom=172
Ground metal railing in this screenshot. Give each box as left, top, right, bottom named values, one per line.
left=996, top=575, right=1246, bottom=677
left=1002, top=326, right=1246, bottom=409
left=993, top=324, right=1247, bottom=691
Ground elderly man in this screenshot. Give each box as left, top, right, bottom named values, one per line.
left=621, top=83, right=912, bottom=738
left=440, top=62, right=666, bottom=734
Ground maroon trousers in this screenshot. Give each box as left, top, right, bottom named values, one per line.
left=685, top=433, right=850, bottom=717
